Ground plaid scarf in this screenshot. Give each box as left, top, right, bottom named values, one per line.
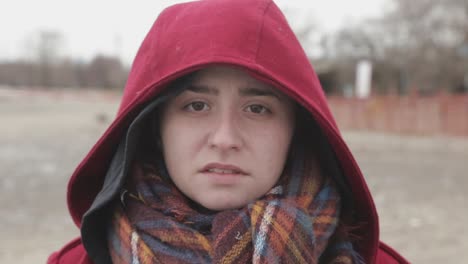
left=107, top=154, right=362, bottom=263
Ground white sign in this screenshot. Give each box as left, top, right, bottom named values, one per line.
left=355, top=60, right=372, bottom=98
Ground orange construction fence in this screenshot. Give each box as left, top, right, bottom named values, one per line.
left=327, top=94, right=468, bottom=137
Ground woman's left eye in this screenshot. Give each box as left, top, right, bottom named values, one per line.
left=245, top=104, right=270, bottom=114
left=184, top=101, right=210, bottom=112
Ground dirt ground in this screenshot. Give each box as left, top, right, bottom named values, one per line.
left=1, top=88, right=467, bottom=263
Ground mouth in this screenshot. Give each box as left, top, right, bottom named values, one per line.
left=200, top=163, right=248, bottom=176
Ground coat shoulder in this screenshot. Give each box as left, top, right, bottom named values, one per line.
left=47, top=238, right=407, bottom=264
left=376, top=241, right=410, bottom=264
left=47, top=237, right=93, bottom=264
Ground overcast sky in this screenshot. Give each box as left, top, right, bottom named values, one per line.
left=0, top=0, right=390, bottom=64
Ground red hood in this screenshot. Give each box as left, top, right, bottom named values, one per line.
left=67, top=0, right=379, bottom=262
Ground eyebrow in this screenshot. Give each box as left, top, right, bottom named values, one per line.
left=187, top=85, right=281, bottom=100
left=239, top=87, right=281, bottom=100
left=187, top=85, right=219, bottom=95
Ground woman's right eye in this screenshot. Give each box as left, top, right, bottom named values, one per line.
left=184, top=101, right=210, bottom=112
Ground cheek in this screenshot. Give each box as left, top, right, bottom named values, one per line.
left=160, top=120, right=194, bottom=183
left=264, top=114, right=295, bottom=146
left=160, top=117, right=206, bottom=161
left=160, top=114, right=184, bottom=160
left=249, top=117, right=295, bottom=165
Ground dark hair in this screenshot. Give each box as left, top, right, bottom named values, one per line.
left=293, top=106, right=354, bottom=207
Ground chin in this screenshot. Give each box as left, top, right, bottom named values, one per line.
left=200, top=200, right=246, bottom=211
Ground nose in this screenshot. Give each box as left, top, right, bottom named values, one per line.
left=208, top=112, right=243, bottom=151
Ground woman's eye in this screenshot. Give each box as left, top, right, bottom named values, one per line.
left=184, top=101, right=209, bottom=112
left=246, top=104, right=270, bottom=114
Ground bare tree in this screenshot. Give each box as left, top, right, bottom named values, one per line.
left=86, top=55, right=127, bottom=89
left=380, top=0, right=467, bottom=93
left=26, top=30, right=65, bottom=87
left=319, top=0, right=468, bottom=94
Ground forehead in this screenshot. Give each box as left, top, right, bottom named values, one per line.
left=190, top=65, right=284, bottom=97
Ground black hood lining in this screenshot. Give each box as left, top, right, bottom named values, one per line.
left=80, top=75, right=194, bottom=264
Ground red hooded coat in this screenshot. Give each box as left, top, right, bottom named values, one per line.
left=48, top=0, right=409, bottom=263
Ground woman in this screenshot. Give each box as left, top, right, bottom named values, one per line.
left=48, top=0, right=408, bottom=263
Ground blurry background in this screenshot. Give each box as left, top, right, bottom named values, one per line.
left=0, top=0, right=467, bottom=263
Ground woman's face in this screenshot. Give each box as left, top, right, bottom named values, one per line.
left=159, top=66, right=295, bottom=210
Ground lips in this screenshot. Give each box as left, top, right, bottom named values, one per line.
left=201, top=163, right=248, bottom=175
